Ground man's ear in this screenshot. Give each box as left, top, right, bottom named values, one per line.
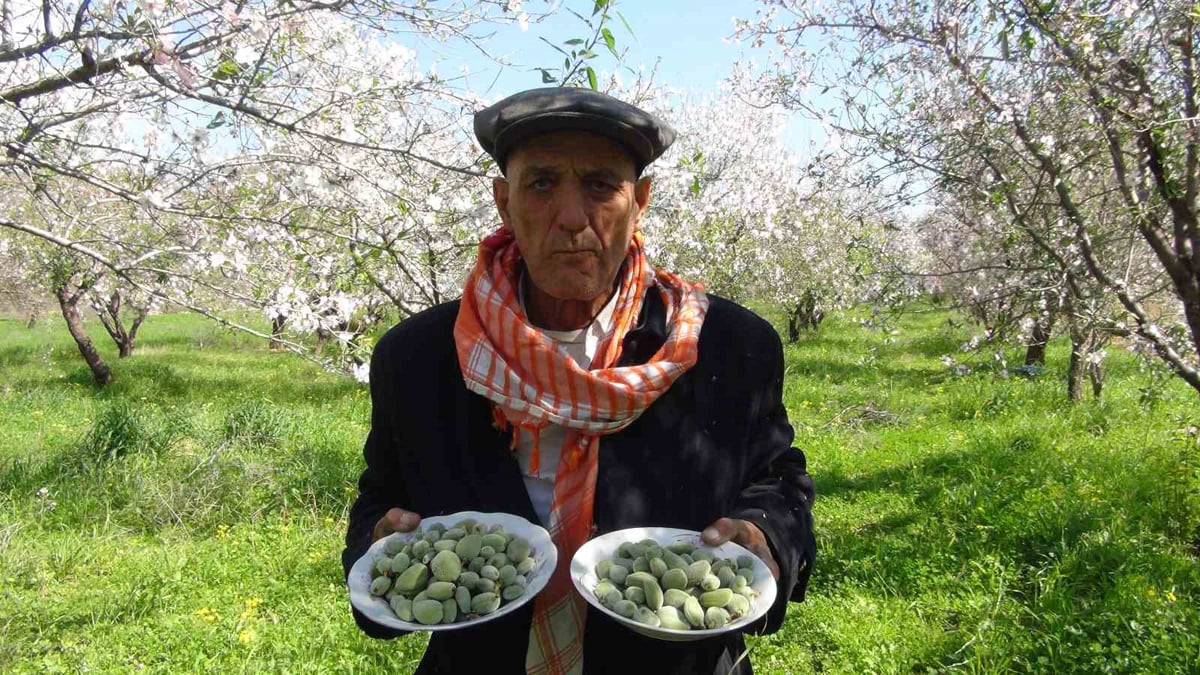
left=633, top=176, right=652, bottom=225
left=493, top=177, right=512, bottom=229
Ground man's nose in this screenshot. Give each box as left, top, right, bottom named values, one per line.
left=554, top=182, right=589, bottom=234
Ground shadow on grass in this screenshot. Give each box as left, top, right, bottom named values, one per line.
left=819, top=430, right=1064, bottom=552
left=905, top=329, right=969, bottom=359
left=11, top=351, right=359, bottom=407
left=784, top=356, right=943, bottom=394
left=816, top=427, right=1123, bottom=576
left=809, top=425, right=1200, bottom=669
left=0, top=343, right=51, bottom=369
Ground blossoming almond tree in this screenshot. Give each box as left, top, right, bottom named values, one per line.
left=737, top=0, right=1200, bottom=397
left=0, top=0, right=553, bottom=383
left=644, top=89, right=914, bottom=338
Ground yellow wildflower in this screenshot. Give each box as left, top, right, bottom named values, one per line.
left=239, top=597, right=263, bottom=620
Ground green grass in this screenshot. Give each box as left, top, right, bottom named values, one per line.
left=1, top=308, right=1198, bottom=673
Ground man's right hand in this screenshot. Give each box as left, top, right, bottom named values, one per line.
left=372, top=507, right=422, bottom=542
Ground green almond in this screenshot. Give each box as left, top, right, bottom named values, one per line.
left=661, top=568, right=688, bottom=591
left=413, top=599, right=444, bottom=625
left=454, top=534, right=483, bottom=560
left=426, top=581, right=456, bottom=601
left=700, top=588, right=733, bottom=609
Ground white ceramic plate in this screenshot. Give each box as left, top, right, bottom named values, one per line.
left=348, top=510, right=557, bottom=632
left=570, top=527, right=777, bottom=642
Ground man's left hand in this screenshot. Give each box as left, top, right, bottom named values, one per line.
left=701, top=517, right=780, bottom=581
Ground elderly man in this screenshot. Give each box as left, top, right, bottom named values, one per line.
left=342, top=87, right=815, bottom=674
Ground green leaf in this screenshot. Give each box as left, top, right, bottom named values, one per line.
left=1018, top=29, right=1035, bottom=51
left=564, top=38, right=586, bottom=46
left=206, top=111, right=227, bottom=129
left=539, top=68, right=556, bottom=83
left=567, top=8, right=593, bottom=28
left=539, top=36, right=571, bottom=58
left=211, top=58, right=242, bottom=81
left=593, top=0, right=610, bottom=16
left=616, top=11, right=636, bottom=40
left=586, top=66, right=598, bottom=90
left=579, top=49, right=598, bottom=60
left=602, top=27, right=617, bottom=57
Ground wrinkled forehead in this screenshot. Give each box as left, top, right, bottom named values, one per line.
left=504, top=130, right=639, bottom=180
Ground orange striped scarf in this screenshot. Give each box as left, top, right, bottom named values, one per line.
left=454, top=226, right=708, bottom=674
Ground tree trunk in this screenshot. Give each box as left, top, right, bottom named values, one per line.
left=1184, top=290, right=1200, bottom=365
left=56, top=282, right=112, bottom=386
left=1024, top=310, right=1053, bottom=366
left=1089, top=360, right=1104, bottom=399
left=269, top=315, right=286, bottom=351
left=786, top=290, right=823, bottom=343
left=1024, top=340, right=1047, bottom=367
left=121, top=306, right=148, bottom=358
left=94, top=289, right=145, bottom=358
left=316, top=328, right=329, bottom=356
left=1067, top=331, right=1085, bottom=402
left=801, top=289, right=822, bottom=330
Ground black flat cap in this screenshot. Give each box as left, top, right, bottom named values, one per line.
left=474, top=87, right=676, bottom=174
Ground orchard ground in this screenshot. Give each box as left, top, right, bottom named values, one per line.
left=1, top=306, right=1197, bottom=673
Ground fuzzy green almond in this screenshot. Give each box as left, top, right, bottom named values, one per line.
left=413, top=599, right=444, bottom=625
left=425, top=581, right=456, bottom=601
left=369, top=576, right=392, bottom=596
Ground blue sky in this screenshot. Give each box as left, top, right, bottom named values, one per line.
left=407, top=0, right=822, bottom=150
left=447, top=0, right=766, bottom=95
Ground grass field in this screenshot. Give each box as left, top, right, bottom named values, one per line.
left=1, top=307, right=1197, bottom=673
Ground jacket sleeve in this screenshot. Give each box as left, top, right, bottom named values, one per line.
left=341, top=336, right=412, bottom=639
left=727, top=328, right=816, bottom=635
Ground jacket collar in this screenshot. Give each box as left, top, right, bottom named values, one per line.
left=617, top=286, right=667, bottom=367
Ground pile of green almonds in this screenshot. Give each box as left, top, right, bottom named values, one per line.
left=368, top=519, right=538, bottom=626
left=591, top=539, right=758, bottom=630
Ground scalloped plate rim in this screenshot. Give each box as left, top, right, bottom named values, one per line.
left=348, top=510, right=558, bottom=632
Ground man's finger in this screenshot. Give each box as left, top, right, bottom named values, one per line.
left=389, top=508, right=421, bottom=531
left=747, top=539, right=781, bottom=580
left=372, top=507, right=421, bottom=541
left=703, top=518, right=782, bottom=581
left=700, top=517, right=738, bottom=546
left=737, top=523, right=781, bottom=580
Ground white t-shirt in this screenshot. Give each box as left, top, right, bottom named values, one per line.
left=515, top=286, right=619, bottom=525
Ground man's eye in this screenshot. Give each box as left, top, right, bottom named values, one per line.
left=530, top=178, right=553, bottom=190
left=588, top=180, right=616, bottom=193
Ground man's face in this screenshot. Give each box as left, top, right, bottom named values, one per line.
left=493, top=130, right=651, bottom=303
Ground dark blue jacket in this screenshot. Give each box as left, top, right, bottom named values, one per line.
left=342, top=291, right=816, bottom=674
